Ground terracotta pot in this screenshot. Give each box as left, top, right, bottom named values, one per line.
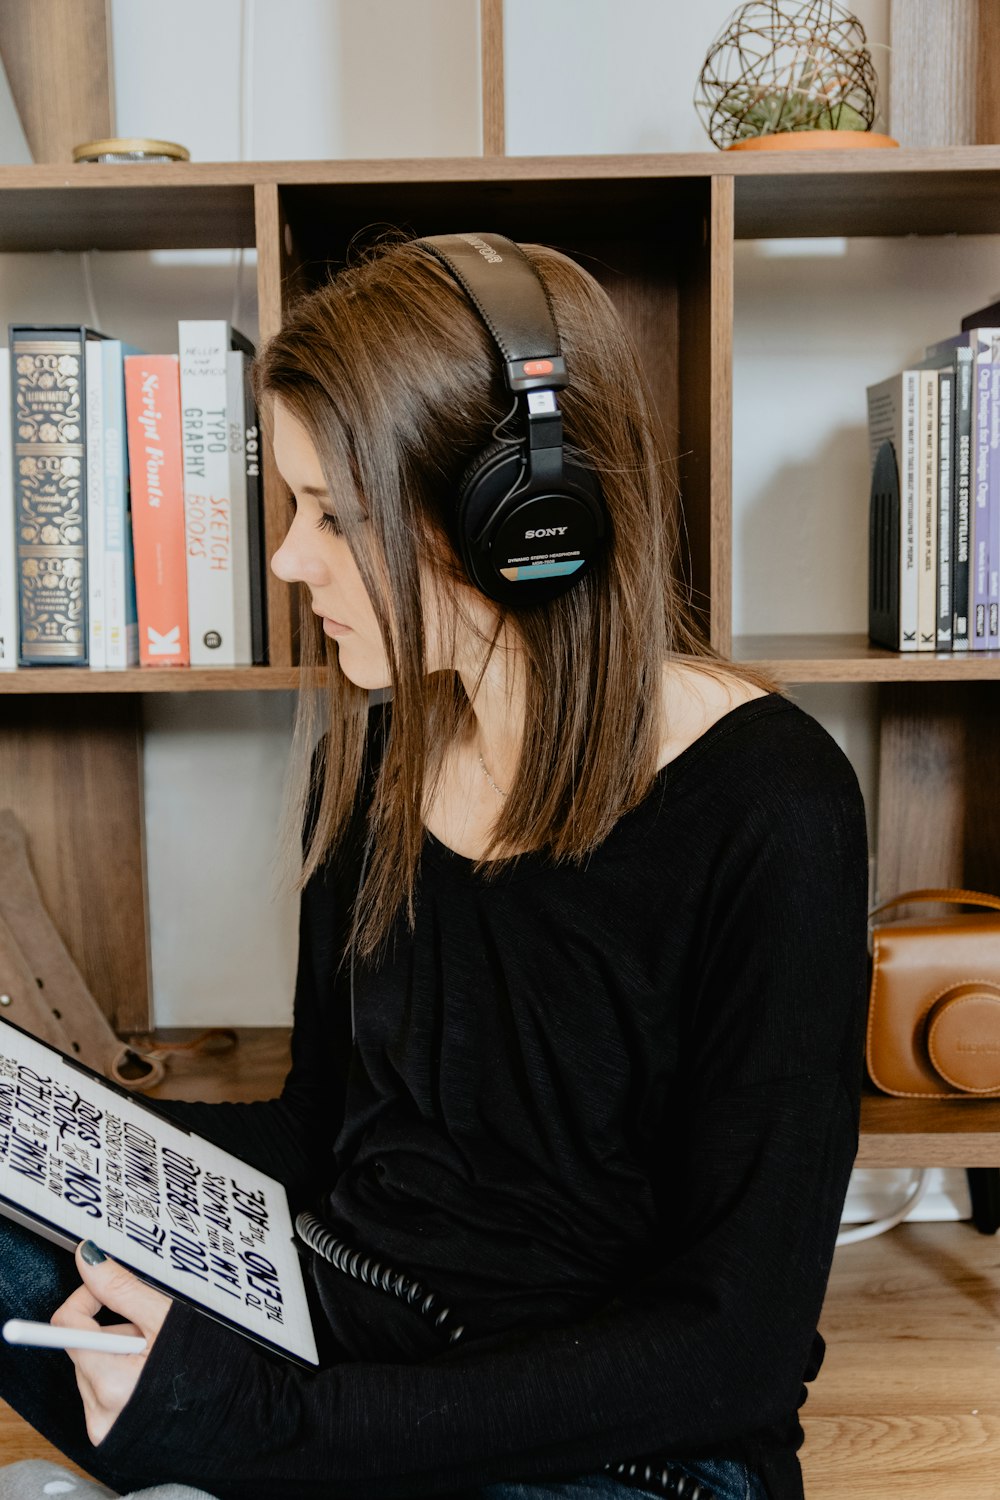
left=726, top=130, right=899, bottom=151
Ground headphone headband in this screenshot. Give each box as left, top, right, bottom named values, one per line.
left=417, top=233, right=569, bottom=394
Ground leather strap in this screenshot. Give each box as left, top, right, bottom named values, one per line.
left=0, top=808, right=165, bottom=1090
left=869, top=887, right=1000, bottom=921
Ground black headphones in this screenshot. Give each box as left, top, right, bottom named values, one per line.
left=417, top=232, right=607, bottom=606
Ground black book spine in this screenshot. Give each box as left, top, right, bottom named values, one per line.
left=240, top=352, right=268, bottom=665
left=952, top=349, right=973, bottom=648
left=936, top=367, right=953, bottom=648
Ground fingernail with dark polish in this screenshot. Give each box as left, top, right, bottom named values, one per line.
left=80, top=1240, right=107, bottom=1265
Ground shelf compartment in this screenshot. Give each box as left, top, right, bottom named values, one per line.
left=734, top=634, right=1000, bottom=682
left=0, top=176, right=256, bottom=253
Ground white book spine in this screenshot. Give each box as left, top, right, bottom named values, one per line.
left=179, top=320, right=236, bottom=666
left=917, top=369, right=938, bottom=650
left=85, top=340, right=106, bottom=668
left=227, top=350, right=252, bottom=665
left=900, top=371, right=919, bottom=651
left=0, top=352, right=14, bottom=668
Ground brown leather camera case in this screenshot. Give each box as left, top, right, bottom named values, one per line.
left=867, top=888, right=1000, bottom=1098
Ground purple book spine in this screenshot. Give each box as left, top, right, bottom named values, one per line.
left=991, top=367, right=1000, bottom=648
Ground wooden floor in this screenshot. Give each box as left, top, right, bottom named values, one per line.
left=1, top=1033, right=998, bottom=1496
left=800, top=1219, right=1000, bottom=1499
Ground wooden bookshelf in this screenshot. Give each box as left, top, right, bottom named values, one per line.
left=0, top=667, right=301, bottom=693
left=735, top=634, right=1000, bottom=682
left=859, top=1085, right=1000, bottom=1167
left=3, top=149, right=1000, bottom=1158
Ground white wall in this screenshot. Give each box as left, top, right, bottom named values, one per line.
left=110, top=0, right=481, bottom=162
left=0, top=1, right=975, bottom=1218
left=505, top=0, right=892, bottom=154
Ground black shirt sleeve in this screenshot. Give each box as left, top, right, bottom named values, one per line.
left=95, top=736, right=870, bottom=1500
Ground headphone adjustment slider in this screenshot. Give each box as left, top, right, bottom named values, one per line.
left=527, top=390, right=562, bottom=449
left=506, top=354, right=568, bottom=392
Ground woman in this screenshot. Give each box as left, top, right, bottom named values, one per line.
left=1, top=234, right=869, bottom=1500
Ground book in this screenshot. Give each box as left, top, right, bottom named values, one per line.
left=950, top=350, right=974, bottom=649
left=868, top=437, right=901, bottom=650
left=0, top=1013, right=318, bottom=1368
left=992, top=364, right=1000, bottom=650
left=936, top=367, right=953, bottom=649
left=916, top=369, right=938, bottom=650
left=924, top=340, right=976, bottom=648
left=102, top=340, right=141, bottom=669
left=962, top=297, right=1000, bottom=331
left=226, top=348, right=252, bottom=666
left=0, top=351, right=15, bottom=670
left=124, top=355, right=190, bottom=667
left=84, top=340, right=106, bottom=669
left=178, top=321, right=254, bottom=667
left=927, top=329, right=1000, bottom=649
left=9, top=325, right=106, bottom=666
left=238, top=351, right=268, bottom=665
left=867, top=371, right=919, bottom=651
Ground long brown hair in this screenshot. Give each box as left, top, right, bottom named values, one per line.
left=253, top=234, right=779, bottom=959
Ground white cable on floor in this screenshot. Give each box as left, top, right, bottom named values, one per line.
left=835, top=1167, right=931, bottom=1246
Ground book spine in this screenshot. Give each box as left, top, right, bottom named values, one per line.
left=0, top=351, right=14, bottom=669
left=901, top=371, right=918, bottom=650
left=84, top=340, right=106, bottom=669
left=103, top=341, right=139, bottom=668
left=973, top=357, right=991, bottom=648
left=10, top=327, right=89, bottom=665
left=936, top=367, right=953, bottom=649
left=241, top=352, right=267, bottom=665
left=991, top=365, right=1000, bottom=650
left=917, top=369, right=938, bottom=650
left=125, top=355, right=190, bottom=667
left=952, top=350, right=973, bottom=649
left=179, top=320, right=236, bottom=666
left=226, top=350, right=252, bottom=665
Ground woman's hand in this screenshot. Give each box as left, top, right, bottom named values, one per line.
left=51, top=1240, right=173, bottom=1445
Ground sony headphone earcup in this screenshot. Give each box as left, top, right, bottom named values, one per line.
left=456, top=439, right=605, bottom=603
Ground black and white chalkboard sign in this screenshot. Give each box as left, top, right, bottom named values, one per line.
left=0, top=1016, right=318, bottom=1367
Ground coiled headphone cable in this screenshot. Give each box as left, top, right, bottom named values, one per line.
left=294, top=1210, right=465, bottom=1344
left=600, top=1458, right=717, bottom=1500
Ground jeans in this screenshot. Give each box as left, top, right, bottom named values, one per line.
left=0, top=1212, right=767, bottom=1500
left=482, top=1464, right=768, bottom=1500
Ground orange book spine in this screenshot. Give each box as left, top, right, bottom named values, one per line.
left=125, top=355, right=190, bottom=667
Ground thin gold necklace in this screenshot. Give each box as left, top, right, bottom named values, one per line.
left=477, top=753, right=507, bottom=799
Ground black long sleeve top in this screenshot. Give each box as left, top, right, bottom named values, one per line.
left=96, top=691, right=870, bottom=1500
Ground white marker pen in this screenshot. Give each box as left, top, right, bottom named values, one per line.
left=2, top=1319, right=147, bottom=1354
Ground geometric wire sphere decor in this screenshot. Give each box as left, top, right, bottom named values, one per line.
left=695, top=0, right=879, bottom=149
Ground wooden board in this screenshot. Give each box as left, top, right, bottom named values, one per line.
left=480, top=0, right=505, bottom=156
left=0, top=696, right=149, bottom=1032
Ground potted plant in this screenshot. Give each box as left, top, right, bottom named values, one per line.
left=695, top=0, right=897, bottom=151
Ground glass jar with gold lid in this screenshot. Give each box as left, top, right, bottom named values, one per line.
left=72, top=138, right=190, bottom=164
